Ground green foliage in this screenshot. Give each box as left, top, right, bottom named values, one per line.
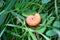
left=0, top=13, right=7, bottom=26
left=0, top=27, right=6, bottom=37
left=46, top=17, right=55, bottom=25
left=42, top=0, right=51, bottom=4
left=22, top=10, right=36, bottom=17
left=11, top=12, right=25, bottom=21
left=0, top=0, right=60, bottom=40
left=46, top=30, right=57, bottom=37
left=53, top=21, right=60, bottom=28
left=37, top=27, right=46, bottom=33
left=0, top=0, right=4, bottom=8
left=29, top=32, right=37, bottom=40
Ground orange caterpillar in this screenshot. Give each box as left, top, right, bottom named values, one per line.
left=26, top=13, right=41, bottom=27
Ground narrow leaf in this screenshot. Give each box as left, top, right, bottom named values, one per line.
left=0, top=13, right=7, bottom=26
left=6, top=24, right=24, bottom=29
left=11, top=12, right=25, bottom=21
left=29, top=32, right=37, bottom=40
left=0, top=0, right=16, bottom=15
left=46, top=17, right=55, bottom=25
left=5, top=30, right=21, bottom=37
left=0, top=27, right=6, bottom=37
left=40, top=33, right=50, bottom=40
left=0, top=0, right=16, bottom=26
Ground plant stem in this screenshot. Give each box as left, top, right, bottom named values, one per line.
left=55, top=0, right=59, bottom=20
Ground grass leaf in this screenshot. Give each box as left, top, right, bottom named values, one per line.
left=0, top=0, right=16, bottom=15
left=5, top=30, right=21, bottom=37
left=0, top=13, right=7, bottom=26
left=29, top=32, right=37, bottom=40
left=0, top=27, right=6, bottom=37
left=6, top=24, right=24, bottom=29
left=11, top=12, right=25, bottom=21
left=41, top=33, right=50, bottom=40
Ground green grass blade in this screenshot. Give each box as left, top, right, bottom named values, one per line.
left=0, top=0, right=16, bottom=26
left=55, top=0, right=59, bottom=20
left=11, top=12, right=25, bottom=24
left=0, top=13, right=7, bottom=26
left=0, top=27, right=6, bottom=37
left=29, top=32, right=37, bottom=40
left=0, top=0, right=16, bottom=15
left=11, top=12, right=25, bottom=21
left=5, top=30, right=21, bottom=37
left=6, top=24, right=24, bottom=29
left=40, top=33, right=50, bottom=40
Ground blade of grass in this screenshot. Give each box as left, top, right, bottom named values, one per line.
left=11, top=12, right=25, bottom=21
left=6, top=24, right=50, bottom=40
left=29, top=32, right=37, bottom=40
left=55, top=0, right=59, bottom=20
left=0, top=0, right=16, bottom=26
left=0, top=27, right=7, bottom=37
left=6, top=24, right=23, bottom=29
left=42, top=12, right=52, bottom=25
left=0, top=13, right=7, bottom=26
left=5, top=30, right=21, bottom=37
left=0, top=0, right=16, bottom=15
left=28, top=34, right=31, bottom=40
left=11, top=12, right=25, bottom=24
left=5, top=30, right=27, bottom=38
left=6, top=24, right=34, bottom=32
left=40, top=33, right=50, bottom=40
left=37, top=32, right=51, bottom=40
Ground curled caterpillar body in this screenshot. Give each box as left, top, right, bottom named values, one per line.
left=26, top=13, right=41, bottom=27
